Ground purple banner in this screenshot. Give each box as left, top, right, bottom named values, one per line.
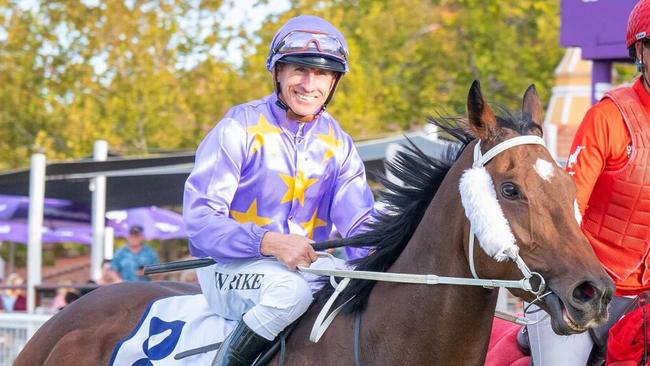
left=560, top=0, right=637, bottom=61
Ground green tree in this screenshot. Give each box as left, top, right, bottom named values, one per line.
left=0, top=0, right=243, bottom=168
left=0, top=0, right=564, bottom=170
left=244, top=0, right=562, bottom=138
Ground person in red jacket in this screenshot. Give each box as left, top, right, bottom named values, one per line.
left=527, top=1, right=650, bottom=364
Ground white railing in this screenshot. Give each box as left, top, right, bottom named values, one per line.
left=0, top=312, right=51, bottom=365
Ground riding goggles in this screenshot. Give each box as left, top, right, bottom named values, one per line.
left=273, top=31, right=348, bottom=61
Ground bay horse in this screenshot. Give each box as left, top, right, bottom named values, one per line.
left=16, top=81, right=614, bottom=365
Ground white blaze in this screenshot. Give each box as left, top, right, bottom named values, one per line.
left=534, top=158, right=554, bottom=182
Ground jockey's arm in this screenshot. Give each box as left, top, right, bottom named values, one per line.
left=565, top=102, right=629, bottom=215
left=183, top=117, right=269, bottom=262
left=328, top=135, right=376, bottom=260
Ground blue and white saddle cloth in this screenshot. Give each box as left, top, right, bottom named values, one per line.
left=109, top=294, right=237, bottom=366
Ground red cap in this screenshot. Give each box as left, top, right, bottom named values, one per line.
left=627, top=0, right=650, bottom=48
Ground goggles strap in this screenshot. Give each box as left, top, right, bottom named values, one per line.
left=321, top=74, right=341, bottom=111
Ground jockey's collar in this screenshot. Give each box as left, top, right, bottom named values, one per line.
left=288, top=110, right=318, bottom=123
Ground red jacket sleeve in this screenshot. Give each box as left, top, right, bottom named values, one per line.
left=565, top=99, right=631, bottom=215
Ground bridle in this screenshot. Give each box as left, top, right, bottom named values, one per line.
left=467, top=135, right=547, bottom=294
left=303, top=134, right=552, bottom=342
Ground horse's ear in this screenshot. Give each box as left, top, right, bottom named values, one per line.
left=467, top=80, right=497, bottom=140
left=522, top=84, right=544, bottom=136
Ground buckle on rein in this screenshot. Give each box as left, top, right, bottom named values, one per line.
left=512, top=253, right=546, bottom=297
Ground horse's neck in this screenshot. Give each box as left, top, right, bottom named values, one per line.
left=283, top=150, right=500, bottom=365
left=361, top=151, right=500, bottom=364
left=390, top=147, right=473, bottom=277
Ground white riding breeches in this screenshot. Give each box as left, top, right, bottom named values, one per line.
left=197, top=255, right=347, bottom=341
left=526, top=303, right=594, bottom=366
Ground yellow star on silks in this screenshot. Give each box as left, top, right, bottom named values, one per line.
left=301, top=210, right=328, bottom=239
left=278, top=171, right=318, bottom=206
left=317, top=125, right=343, bottom=162
left=247, top=114, right=282, bottom=155
left=230, top=199, right=274, bottom=227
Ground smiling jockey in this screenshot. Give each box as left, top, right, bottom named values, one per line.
left=183, top=15, right=375, bottom=366
left=528, top=1, right=650, bottom=365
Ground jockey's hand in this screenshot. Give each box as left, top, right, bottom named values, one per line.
left=260, top=231, right=317, bottom=271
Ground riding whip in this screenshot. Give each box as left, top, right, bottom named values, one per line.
left=143, top=239, right=349, bottom=275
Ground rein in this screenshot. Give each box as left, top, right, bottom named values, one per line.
left=305, top=135, right=551, bottom=343
left=142, top=135, right=554, bottom=348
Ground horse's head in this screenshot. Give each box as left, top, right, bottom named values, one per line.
left=461, top=81, right=614, bottom=335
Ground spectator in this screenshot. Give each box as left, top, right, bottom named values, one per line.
left=111, top=225, right=160, bottom=281
left=1, top=273, right=26, bottom=311
left=49, top=281, right=72, bottom=312
left=96, top=259, right=122, bottom=285
left=63, top=290, right=80, bottom=306
left=49, top=283, right=81, bottom=312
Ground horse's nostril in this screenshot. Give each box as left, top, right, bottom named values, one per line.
left=572, top=281, right=597, bottom=302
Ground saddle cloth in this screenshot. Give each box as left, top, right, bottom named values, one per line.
left=109, top=294, right=237, bottom=366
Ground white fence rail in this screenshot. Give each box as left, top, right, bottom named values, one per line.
left=0, top=313, right=51, bottom=365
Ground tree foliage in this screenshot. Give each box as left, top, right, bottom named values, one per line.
left=0, top=0, right=563, bottom=169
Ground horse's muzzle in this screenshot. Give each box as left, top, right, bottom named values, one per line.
left=545, top=278, right=614, bottom=335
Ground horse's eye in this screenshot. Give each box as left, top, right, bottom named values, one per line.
left=501, top=182, right=521, bottom=200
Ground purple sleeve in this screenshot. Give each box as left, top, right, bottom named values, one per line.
left=330, top=140, right=376, bottom=260
left=183, top=117, right=268, bottom=262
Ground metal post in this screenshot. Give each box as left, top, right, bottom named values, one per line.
left=90, top=140, right=108, bottom=281
left=104, top=226, right=114, bottom=260
left=591, top=60, right=612, bottom=104
left=27, top=153, right=46, bottom=313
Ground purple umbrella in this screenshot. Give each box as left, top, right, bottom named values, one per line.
left=106, top=206, right=186, bottom=240
left=46, top=225, right=94, bottom=244
left=0, top=220, right=92, bottom=244
left=0, top=220, right=29, bottom=243
left=0, top=194, right=91, bottom=228
left=0, top=195, right=185, bottom=241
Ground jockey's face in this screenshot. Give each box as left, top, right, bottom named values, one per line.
left=276, top=63, right=337, bottom=118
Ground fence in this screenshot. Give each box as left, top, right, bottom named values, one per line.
left=0, top=313, right=51, bottom=365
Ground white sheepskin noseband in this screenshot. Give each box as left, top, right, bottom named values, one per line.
left=459, top=167, right=516, bottom=261
left=459, top=136, right=546, bottom=264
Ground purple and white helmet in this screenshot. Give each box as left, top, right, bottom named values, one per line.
left=266, top=15, right=349, bottom=74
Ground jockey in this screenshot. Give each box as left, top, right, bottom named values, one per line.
left=527, top=1, right=650, bottom=364
left=183, top=15, right=375, bottom=366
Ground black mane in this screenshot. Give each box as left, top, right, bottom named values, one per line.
left=316, top=108, right=541, bottom=313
